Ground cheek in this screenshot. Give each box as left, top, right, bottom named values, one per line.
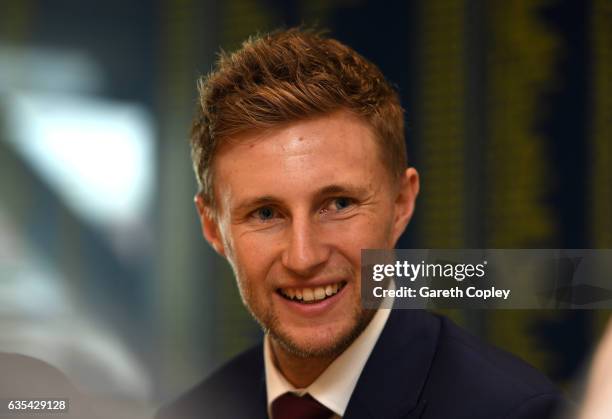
left=230, top=232, right=279, bottom=288
left=329, top=213, right=395, bottom=250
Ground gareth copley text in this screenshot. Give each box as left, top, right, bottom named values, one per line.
left=373, top=286, right=511, bottom=301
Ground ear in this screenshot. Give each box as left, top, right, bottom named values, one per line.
left=391, top=167, right=420, bottom=245
left=195, top=194, right=226, bottom=256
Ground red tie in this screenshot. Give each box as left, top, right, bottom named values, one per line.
left=271, top=393, right=334, bottom=419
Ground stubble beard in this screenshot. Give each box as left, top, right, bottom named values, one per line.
left=230, top=257, right=376, bottom=359
left=238, top=280, right=376, bottom=359
left=266, top=306, right=376, bottom=359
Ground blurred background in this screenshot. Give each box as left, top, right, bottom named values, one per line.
left=0, top=0, right=610, bottom=417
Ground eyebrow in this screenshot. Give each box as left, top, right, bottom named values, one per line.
left=318, top=184, right=369, bottom=197
left=232, top=183, right=370, bottom=214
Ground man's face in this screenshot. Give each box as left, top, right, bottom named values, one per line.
left=197, top=110, right=418, bottom=358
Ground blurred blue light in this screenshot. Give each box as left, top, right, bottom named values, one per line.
left=5, top=92, right=154, bottom=226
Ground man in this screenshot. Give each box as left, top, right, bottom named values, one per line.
left=157, top=29, right=564, bottom=419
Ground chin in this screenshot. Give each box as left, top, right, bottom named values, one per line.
left=269, top=312, right=374, bottom=359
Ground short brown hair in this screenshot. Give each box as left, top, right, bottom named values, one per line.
left=191, top=28, right=406, bottom=210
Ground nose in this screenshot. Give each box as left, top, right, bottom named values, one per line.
left=281, top=215, right=330, bottom=277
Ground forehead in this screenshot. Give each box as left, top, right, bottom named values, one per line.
left=212, top=111, right=389, bottom=208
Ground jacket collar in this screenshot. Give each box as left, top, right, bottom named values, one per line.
left=343, top=309, right=441, bottom=419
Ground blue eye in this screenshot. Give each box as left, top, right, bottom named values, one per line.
left=333, top=197, right=352, bottom=210
left=255, top=207, right=275, bottom=220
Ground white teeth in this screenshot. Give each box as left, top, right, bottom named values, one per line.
left=302, top=288, right=314, bottom=302
left=280, top=282, right=345, bottom=303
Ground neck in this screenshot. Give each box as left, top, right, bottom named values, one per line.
left=269, top=339, right=337, bottom=388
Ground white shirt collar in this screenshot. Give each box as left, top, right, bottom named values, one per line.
left=264, top=307, right=391, bottom=418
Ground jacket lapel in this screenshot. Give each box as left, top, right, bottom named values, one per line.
left=343, top=310, right=441, bottom=419
left=254, top=368, right=268, bottom=419
left=252, top=351, right=269, bottom=419
left=225, top=344, right=268, bottom=419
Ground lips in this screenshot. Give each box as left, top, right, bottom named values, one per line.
left=278, top=281, right=347, bottom=304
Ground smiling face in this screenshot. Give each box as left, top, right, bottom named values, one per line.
left=197, top=110, right=419, bottom=359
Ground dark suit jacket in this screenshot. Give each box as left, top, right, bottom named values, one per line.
left=157, top=310, right=565, bottom=419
